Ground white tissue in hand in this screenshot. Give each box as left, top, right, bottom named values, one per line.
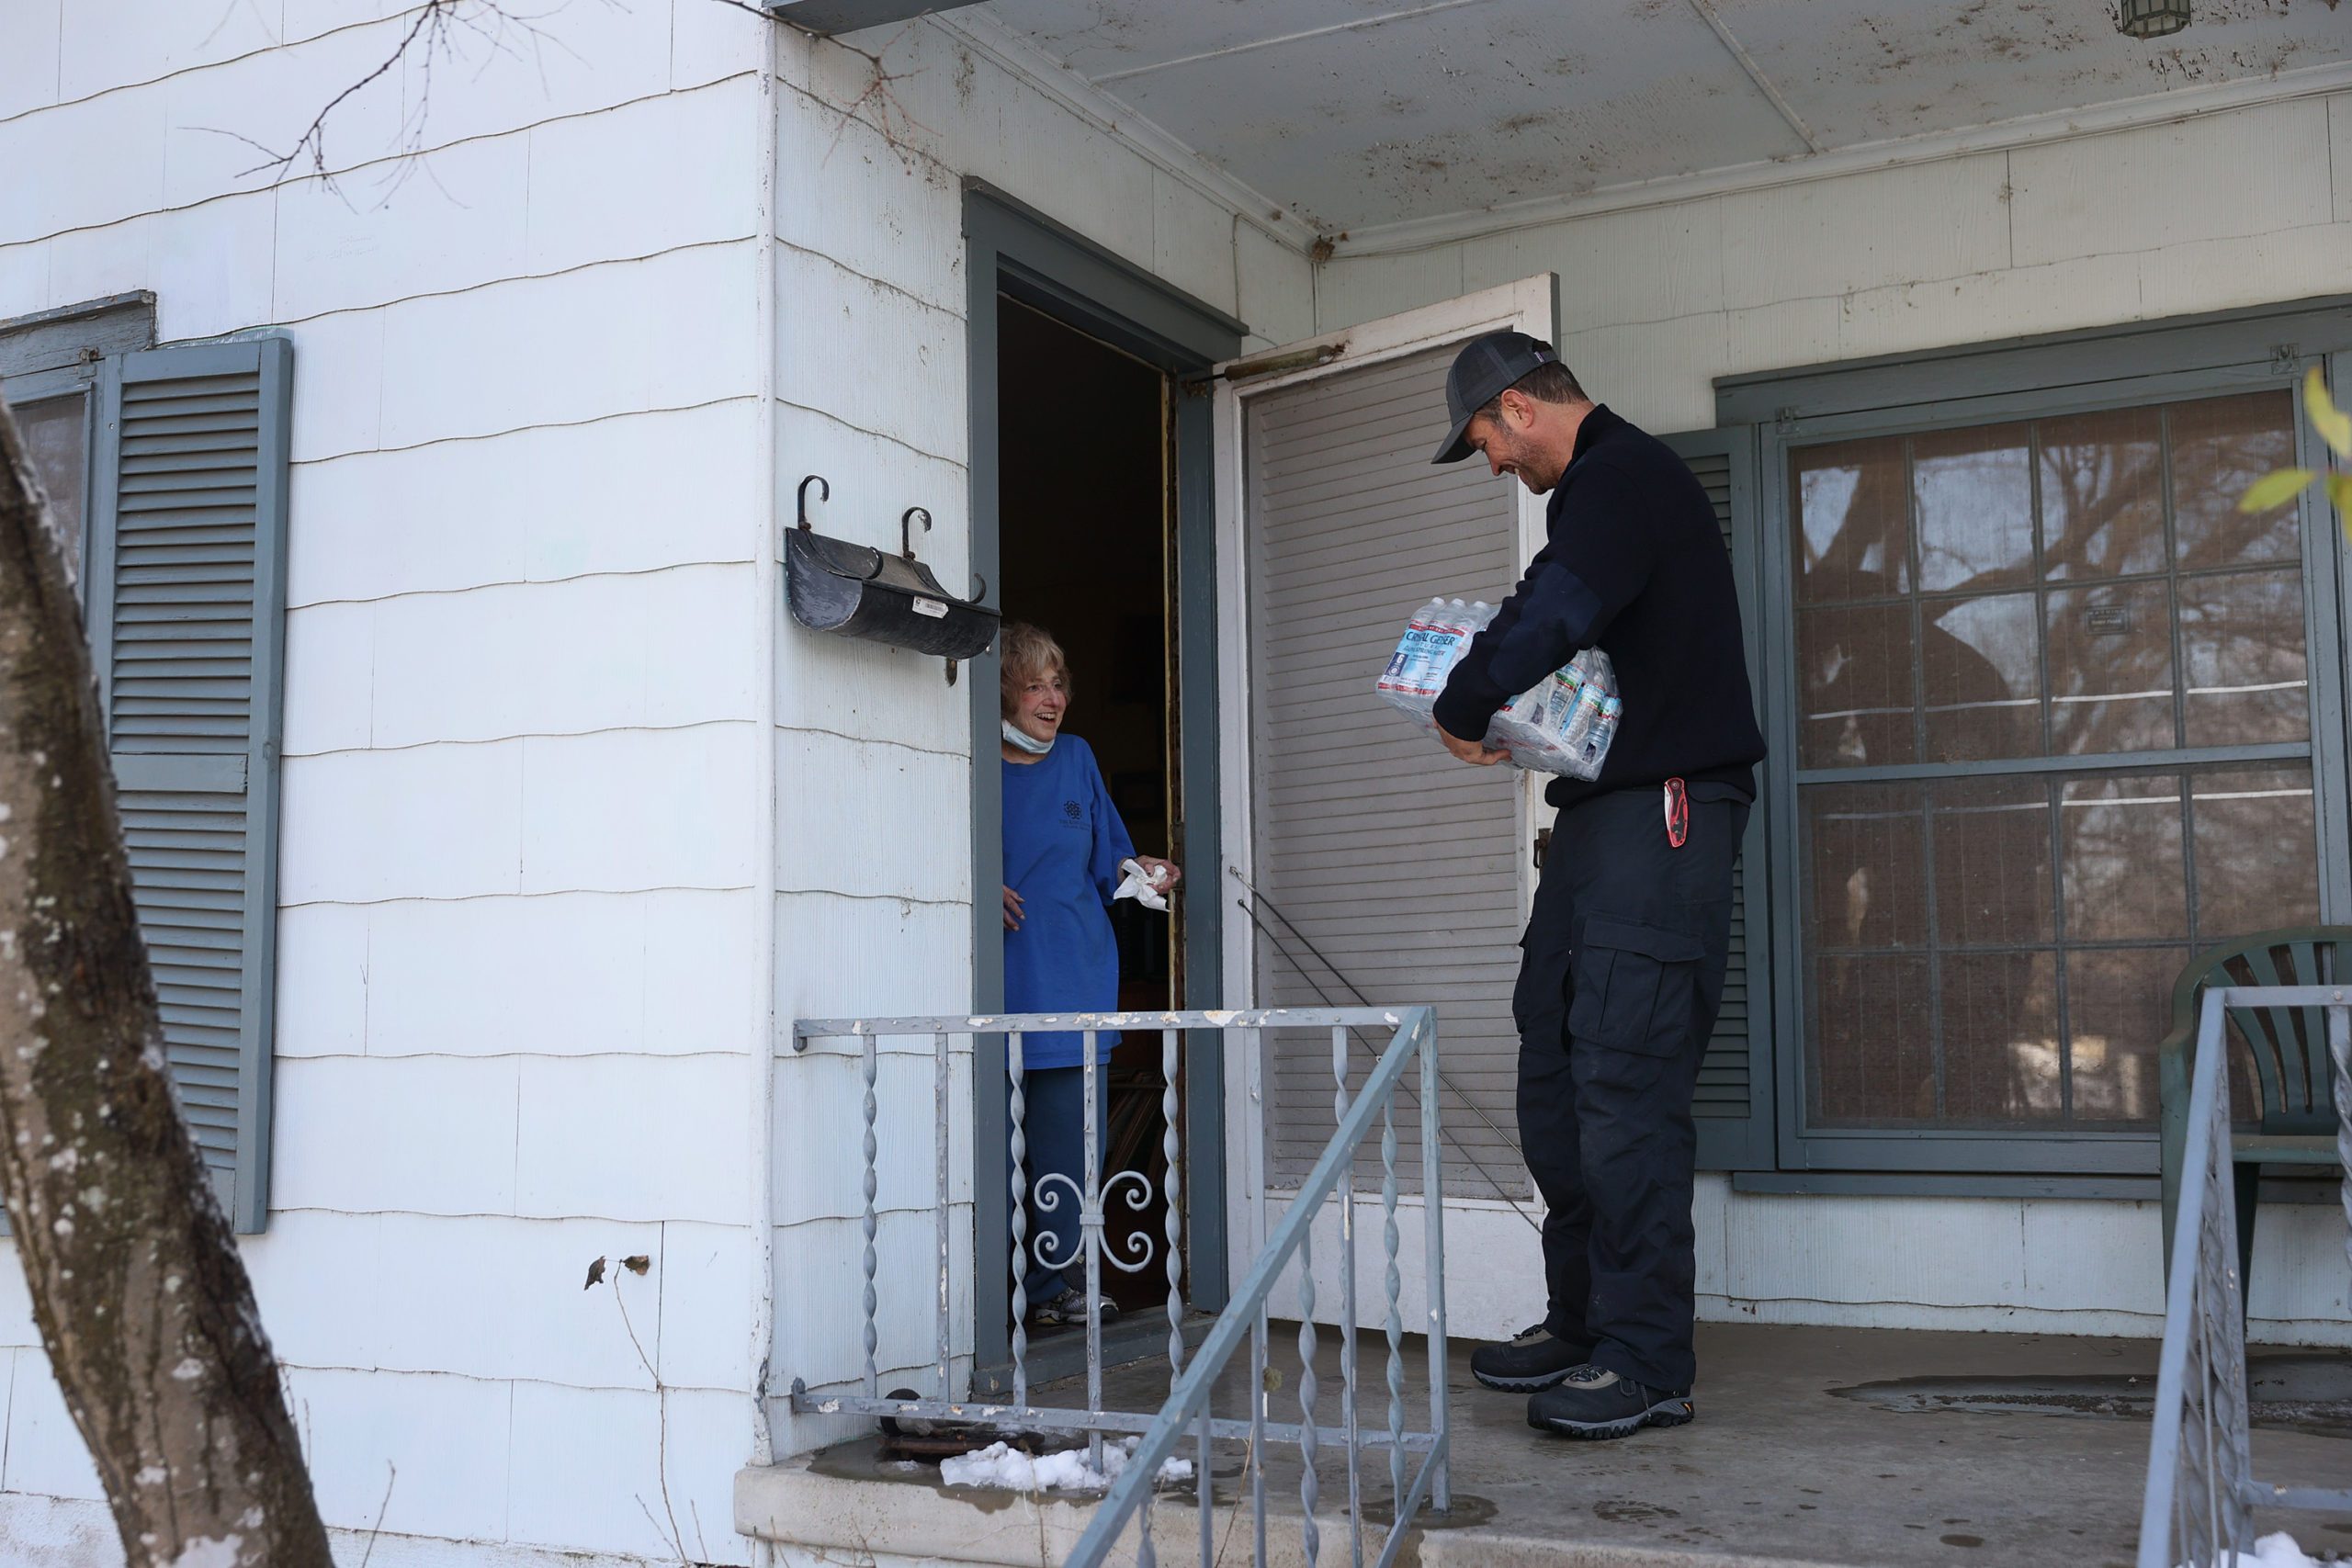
left=1114, top=858, right=1170, bottom=911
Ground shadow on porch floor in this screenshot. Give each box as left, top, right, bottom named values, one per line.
left=737, top=1323, right=2352, bottom=1567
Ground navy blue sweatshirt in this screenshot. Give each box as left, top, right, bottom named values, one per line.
left=1432, top=404, right=1766, bottom=809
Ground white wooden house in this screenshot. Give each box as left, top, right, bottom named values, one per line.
left=0, top=0, right=2348, bottom=1562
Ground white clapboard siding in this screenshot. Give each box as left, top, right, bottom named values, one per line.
left=1247, top=343, right=1528, bottom=1199
left=89, top=340, right=291, bottom=1232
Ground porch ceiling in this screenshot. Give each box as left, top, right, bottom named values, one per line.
left=969, top=0, right=2352, bottom=242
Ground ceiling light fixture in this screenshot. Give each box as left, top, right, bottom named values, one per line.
left=2119, top=0, right=2191, bottom=39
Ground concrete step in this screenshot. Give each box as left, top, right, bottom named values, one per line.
left=733, top=1444, right=1857, bottom=1568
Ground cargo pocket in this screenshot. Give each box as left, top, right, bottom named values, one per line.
left=1512, top=921, right=1568, bottom=1042
left=1567, top=915, right=1705, bottom=1058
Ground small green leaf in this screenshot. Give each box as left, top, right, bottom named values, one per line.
left=2238, top=468, right=2316, bottom=513
left=2307, top=367, right=2352, bottom=460
left=2327, top=472, right=2352, bottom=519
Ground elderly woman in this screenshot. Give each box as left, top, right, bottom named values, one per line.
left=999, top=622, right=1181, bottom=1328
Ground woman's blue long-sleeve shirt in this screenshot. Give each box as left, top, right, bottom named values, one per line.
left=1002, top=736, right=1136, bottom=1069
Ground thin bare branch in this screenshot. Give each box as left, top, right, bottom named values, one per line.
left=611, top=1277, right=688, bottom=1563
left=239, top=0, right=446, bottom=190
left=356, top=1462, right=398, bottom=1568
left=206, top=0, right=581, bottom=209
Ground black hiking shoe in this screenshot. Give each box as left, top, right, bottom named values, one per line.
left=1527, top=1365, right=1693, bottom=1439
left=1470, top=1322, right=1591, bottom=1393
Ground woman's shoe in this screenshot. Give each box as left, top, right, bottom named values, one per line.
left=1030, top=1285, right=1119, bottom=1327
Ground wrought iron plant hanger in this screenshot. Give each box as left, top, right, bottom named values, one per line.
left=785, top=474, right=999, bottom=683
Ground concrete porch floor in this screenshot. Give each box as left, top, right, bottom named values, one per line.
left=738, top=1323, right=2352, bottom=1566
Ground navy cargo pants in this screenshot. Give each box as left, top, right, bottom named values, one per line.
left=1513, top=785, right=1746, bottom=1393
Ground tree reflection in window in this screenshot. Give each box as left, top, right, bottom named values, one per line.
left=1790, top=389, right=2321, bottom=1132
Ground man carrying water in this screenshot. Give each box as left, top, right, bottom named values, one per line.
left=1427, top=331, right=1765, bottom=1440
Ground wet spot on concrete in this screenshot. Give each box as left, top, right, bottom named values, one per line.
left=1831, top=1352, right=2352, bottom=1438
left=1594, top=1499, right=1681, bottom=1524
left=1942, top=1534, right=1985, bottom=1548
left=1365, top=1492, right=1498, bottom=1532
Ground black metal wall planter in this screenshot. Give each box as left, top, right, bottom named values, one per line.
left=786, top=476, right=999, bottom=683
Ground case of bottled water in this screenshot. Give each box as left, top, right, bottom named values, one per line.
left=1374, top=598, right=1622, bottom=780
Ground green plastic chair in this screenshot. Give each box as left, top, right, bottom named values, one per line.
left=2155, top=927, right=2349, bottom=1298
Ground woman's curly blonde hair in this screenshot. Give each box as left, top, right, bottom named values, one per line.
left=999, top=622, right=1070, bottom=721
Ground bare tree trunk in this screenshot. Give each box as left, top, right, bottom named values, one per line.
left=0, top=399, right=329, bottom=1564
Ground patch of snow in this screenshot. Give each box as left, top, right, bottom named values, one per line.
left=2208, top=1535, right=2328, bottom=1568
left=170, top=1358, right=204, bottom=1382
left=166, top=1536, right=242, bottom=1568
left=939, top=1438, right=1194, bottom=1495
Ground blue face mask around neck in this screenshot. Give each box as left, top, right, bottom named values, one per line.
left=1002, top=719, right=1056, bottom=756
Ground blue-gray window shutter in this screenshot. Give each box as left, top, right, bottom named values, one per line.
left=85, top=338, right=291, bottom=1233
left=1662, top=425, right=1775, bottom=1172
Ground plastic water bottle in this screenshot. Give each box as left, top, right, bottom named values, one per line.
left=1560, top=682, right=1606, bottom=753
left=1542, top=666, right=1583, bottom=744
left=1383, top=599, right=1444, bottom=696
left=1576, top=694, right=1622, bottom=773
left=1431, top=600, right=1488, bottom=690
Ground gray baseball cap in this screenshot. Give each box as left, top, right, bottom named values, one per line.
left=1431, top=330, right=1561, bottom=464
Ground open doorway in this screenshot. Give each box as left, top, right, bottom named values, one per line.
left=963, top=190, right=1241, bottom=1393
left=995, top=296, right=1174, bottom=1316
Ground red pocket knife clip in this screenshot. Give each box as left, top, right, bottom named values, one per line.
left=1664, top=777, right=1689, bottom=849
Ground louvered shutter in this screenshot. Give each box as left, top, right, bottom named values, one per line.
left=1246, top=343, right=1529, bottom=1199
left=86, top=339, right=291, bottom=1233
left=1662, top=425, right=1774, bottom=1171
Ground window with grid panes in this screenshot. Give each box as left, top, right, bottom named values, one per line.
left=1790, top=389, right=2320, bottom=1133
left=16, top=393, right=90, bottom=584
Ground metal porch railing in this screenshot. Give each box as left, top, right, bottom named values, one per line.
left=786, top=1006, right=1452, bottom=1568
left=2137, top=986, right=2351, bottom=1568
